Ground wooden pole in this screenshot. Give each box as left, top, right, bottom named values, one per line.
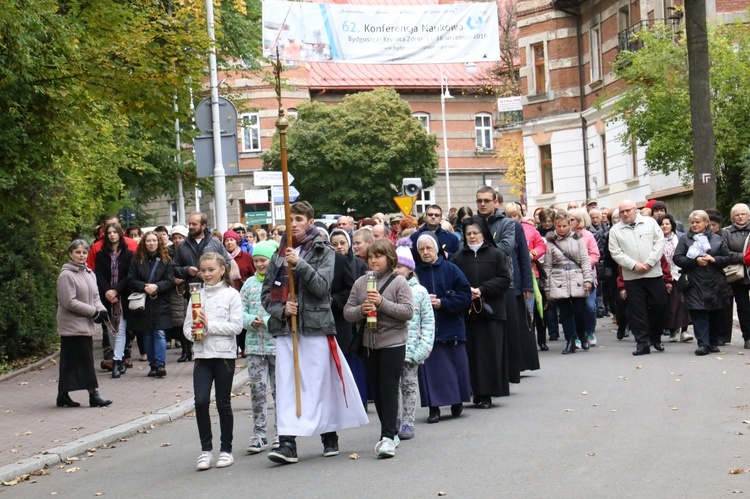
left=273, top=51, right=302, bottom=417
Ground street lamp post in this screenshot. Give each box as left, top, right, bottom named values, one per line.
left=205, top=0, right=228, bottom=231
left=440, top=74, right=454, bottom=210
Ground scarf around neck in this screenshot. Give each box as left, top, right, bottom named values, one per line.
left=269, top=225, right=319, bottom=304
left=227, top=247, right=242, bottom=282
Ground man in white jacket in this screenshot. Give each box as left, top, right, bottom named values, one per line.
left=608, top=199, right=667, bottom=356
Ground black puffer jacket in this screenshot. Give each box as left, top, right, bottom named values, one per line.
left=673, top=230, right=731, bottom=310
left=128, top=253, right=175, bottom=332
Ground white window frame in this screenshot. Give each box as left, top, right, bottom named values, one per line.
left=590, top=24, right=602, bottom=83
left=413, top=112, right=430, bottom=133
left=475, top=113, right=494, bottom=150
left=415, top=188, right=435, bottom=216
left=240, top=112, right=261, bottom=152
left=286, top=108, right=298, bottom=120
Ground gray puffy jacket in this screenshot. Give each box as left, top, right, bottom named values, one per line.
left=544, top=231, right=593, bottom=300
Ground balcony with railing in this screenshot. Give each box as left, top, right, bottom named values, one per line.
left=617, top=14, right=683, bottom=52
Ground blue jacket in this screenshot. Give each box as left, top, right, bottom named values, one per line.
left=414, top=255, right=471, bottom=342
left=511, top=220, right=534, bottom=295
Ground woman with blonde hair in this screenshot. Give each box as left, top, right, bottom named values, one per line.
left=674, top=210, right=732, bottom=355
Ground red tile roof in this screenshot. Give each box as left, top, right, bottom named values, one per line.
left=308, top=62, right=498, bottom=89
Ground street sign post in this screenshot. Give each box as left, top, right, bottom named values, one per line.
left=393, top=195, right=417, bottom=218
left=254, top=171, right=295, bottom=186
left=244, top=210, right=273, bottom=226
left=272, top=185, right=300, bottom=203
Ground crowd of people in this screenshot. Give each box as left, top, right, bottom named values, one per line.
left=54, top=191, right=750, bottom=470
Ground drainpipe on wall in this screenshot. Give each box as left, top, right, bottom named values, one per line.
left=556, top=5, right=591, bottom=202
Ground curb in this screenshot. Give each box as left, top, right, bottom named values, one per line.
left=0, top=367, right=249, bottom=483
left=0, top=350, right=61, bottom=384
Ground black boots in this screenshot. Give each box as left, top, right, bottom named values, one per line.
left=427, top=407, right=440, bottom=423
left=562, top=339, right=577, bottom=354
left=155, top=363, right=167, bottom=378
left=56, top=392, right=80, bottom=408
left=89, top=391, right=112, bottom=407
left=177, top=344, right=192, bottom=363
left=111, top=360, right=126, bottom=378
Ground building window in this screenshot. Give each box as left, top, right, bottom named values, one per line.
left=413, top=113, right=430, bottom=133
left=415, top=188, right=435, bottom=215
left=531, top=43, right=546, bottom=95
left=590, top=25, right=602, bottom=82
left=240, top=112, right=261, bottom=152
left=618, top=6, right=631, bottom=33
left=600, top=133, right=608, bottom=186
left=475, top=114, right=493, bottom=150
left=540, top=145, right=554, bottom=194
left=287, top=108, right=298, bottom=120
left=170, top=201, right=179, bottom=226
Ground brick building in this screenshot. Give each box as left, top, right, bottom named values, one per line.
left=143, top=60, right=516, bottom=228
left=513, top=0, right=749, bottom=217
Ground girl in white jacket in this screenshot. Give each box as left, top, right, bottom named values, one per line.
left=184, top=252, right=243, bottom=471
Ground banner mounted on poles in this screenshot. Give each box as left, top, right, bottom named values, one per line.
left=262, top=0, right=500, bottom=64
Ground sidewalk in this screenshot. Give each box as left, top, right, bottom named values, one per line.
left=0, top=341, right=248, bottom=483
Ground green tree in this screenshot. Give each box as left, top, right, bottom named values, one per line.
left=261, top=88, right=439, bottom=215
left=0, top=0, right=261, bottom=362
left=609, top=20, right=750, bottom=214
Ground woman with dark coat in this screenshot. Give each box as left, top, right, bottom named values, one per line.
left=95, top=223, right=134, bottom=378
left=451, top=216, right=512, bottom=408
left=330, top=228, right=368, bottom=402
left=414, top=232, right=472, bottom=423
left=673, top=210, right=732, bottom=356
left=129, top=231, right=175, bottom=377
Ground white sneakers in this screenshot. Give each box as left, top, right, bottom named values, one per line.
left=196, top=451, right=233, bottom=470
left=587, top=333, right=597, bottom=346
left=196, top=451, right=212, bottom=471
left=375, top=437, right=396, bottom=459
left=216, top=452, right=234, bottom=468
left=680, top=331, right=695, bottom=342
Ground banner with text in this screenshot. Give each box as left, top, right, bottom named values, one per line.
left=262, top=1, right=500, bottom=64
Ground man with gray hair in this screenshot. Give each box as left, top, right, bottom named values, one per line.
left=608, top=199, right=667, bottom=355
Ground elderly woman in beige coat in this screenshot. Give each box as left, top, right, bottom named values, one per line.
left=543, top=210, right=594, bottom=354
left=56, top=239, right=112, bottom=408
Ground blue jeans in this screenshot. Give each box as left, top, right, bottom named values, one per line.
left=585, top=288, right=597, bottom=335
left=689, top=309, right=721, bottom=349
left=144, top=329, right=167, bottom=365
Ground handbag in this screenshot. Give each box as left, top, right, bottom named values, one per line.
left=128, top=258, right=160, bottom=312
left=468, top=297, right=494, bottom=320
left=724, top=235, right=749, bottom=283
left=349, top=273, right=397, bottom=355
left=675, top=272, right=691, bottom=292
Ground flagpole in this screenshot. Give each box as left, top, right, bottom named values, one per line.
left=273, top=50, right=302, bottom=418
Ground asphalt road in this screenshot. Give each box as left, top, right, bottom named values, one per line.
left=6, top=321, right=750, bottom=498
